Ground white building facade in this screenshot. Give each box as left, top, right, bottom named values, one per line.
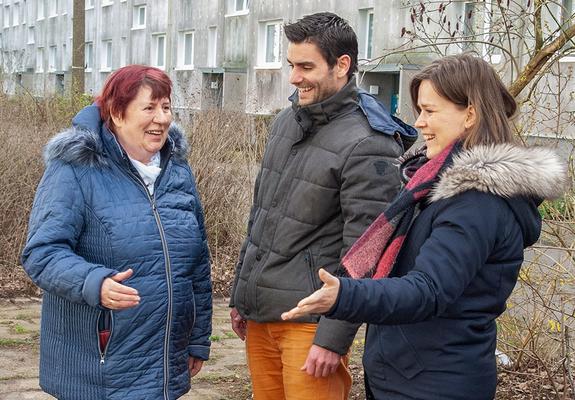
left=1, top=0, right=574, bottom=133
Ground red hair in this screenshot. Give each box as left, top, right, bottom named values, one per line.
left=95, top=65, right=172, bottom=129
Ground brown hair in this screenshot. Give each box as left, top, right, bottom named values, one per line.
left=410, top=53, right=517, bottom=148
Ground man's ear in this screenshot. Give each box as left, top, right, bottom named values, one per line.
left=464, top=104, right=477, bottom=130
left=336, top=55, right=351, bottom=79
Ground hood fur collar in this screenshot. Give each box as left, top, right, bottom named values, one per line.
left=43, top=123, right=189, bottom=167
left=431, top=143, right=569, bottom=202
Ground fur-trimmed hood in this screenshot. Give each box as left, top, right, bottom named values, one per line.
left=43, top=104, right=188, bottom=167
left=431, top=143, right=569, bottom=203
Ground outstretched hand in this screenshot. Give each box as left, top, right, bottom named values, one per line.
left=281, top=268, right=340, bottom=320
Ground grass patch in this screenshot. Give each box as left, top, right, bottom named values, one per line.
left=0, top=338, right=30, bottom=347
left=11, top=324, right=28, bottom=334
left=209, top=334, right=222, bottom=342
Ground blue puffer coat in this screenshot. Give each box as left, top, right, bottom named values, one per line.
left=21, top=104, right=212, bottom=400
left=327, top=144, right=567, bottom=399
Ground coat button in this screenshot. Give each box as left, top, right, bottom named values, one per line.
left=256, top=253, right=262, bottom=261
left=271, top=200, right=278, bottom=207
left=291, top=149, right=297, bottom=156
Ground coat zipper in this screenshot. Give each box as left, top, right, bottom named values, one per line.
left=97, top=310, right=114, bottom=364
left=305, top=249, right=320, bottom=291
left=123, top=152, right=173, bottom=400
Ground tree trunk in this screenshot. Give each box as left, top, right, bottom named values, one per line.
left=71, top=0, right=85, bottom=98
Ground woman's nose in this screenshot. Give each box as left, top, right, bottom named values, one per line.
left=153, top=108, right=171, bottom=124
left=414, top=114, right=425, bottom=128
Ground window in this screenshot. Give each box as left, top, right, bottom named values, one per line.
left=102, top=0, right=113, bottom=6
left=37, top=0, right=44, bottom=20
left=177, top=31, right=194, bottom=69
left=132, top=5, right=145, bottom=28
left=49, top=45, right=57, bottom=71
left=3, top=6, right=9, bottom=27
left=85, top=42, right=93, bottom=70
left=12, top=2, right=19, bottom=26
left=152, top=34, right=166, bottom=68
left=48, top=0, right=56, bottom=17
left=36, top=47, right=44, bottom=72
left=13, top=50, right=20, bottom=72
left=359, top=8, right=374, bottom=60
left=227, top=0, right=248, bottom=15
left=461, top=2, right=475, bottom=51
left=561, top=0, right=574, bottom=25
left=482, top=2, right=502, bottom=64
left=257, top=20, right=281, bottom=68
left=85, top=0, right=94, bottom=9
left=120, top=37, right=127, bottom=67
left=62, top=43, right=67, bottom=70
left=27, top=26, right=34, bottom=44
left=207, top=26, right=217, bottom=67
left=235, top=0, right=248, bottom=12
left=101, top=40, right=112, bottom=70
left=37, top=0, right=45, bottom=20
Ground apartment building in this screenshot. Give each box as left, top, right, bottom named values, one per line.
left=1, top=0, right=574, bottom=132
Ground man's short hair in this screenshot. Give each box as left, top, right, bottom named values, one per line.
left=284, top=12, right=358, bottom=79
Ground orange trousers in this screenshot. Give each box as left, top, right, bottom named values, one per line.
left=245, top=320, right=352, bottom=400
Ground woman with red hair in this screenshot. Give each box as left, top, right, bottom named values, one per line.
left=22, top=65, right=212, bottom=399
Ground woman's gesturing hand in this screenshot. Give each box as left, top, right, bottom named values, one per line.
left=100, top=269, right=140, bottom=310
left=281, top=268, right=340, bottom=320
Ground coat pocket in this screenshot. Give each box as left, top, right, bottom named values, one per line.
left=96, top=310, right=114, bottom=363
left=379, top=325, right=424, bottom=380
left=304, top=249, right=320, bottom=292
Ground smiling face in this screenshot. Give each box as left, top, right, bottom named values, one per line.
left=111, top=85, right=172, bottom=163
left=287, top=41, right=349, bottom=107
left=415, top=80, right=473, bottom=159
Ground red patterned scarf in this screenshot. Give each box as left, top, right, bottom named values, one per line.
left=342, top=142, right=458, bottom=279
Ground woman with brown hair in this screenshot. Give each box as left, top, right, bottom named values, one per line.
left=282, top=53, right=568, bottom=399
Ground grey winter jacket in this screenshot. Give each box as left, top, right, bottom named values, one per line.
left=21, top=105, right=212, bottom=400
left=231, top=80, right=409, bottom=355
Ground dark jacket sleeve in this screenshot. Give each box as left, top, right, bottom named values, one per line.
left=229, top=168, right=262, bottom=307
left=314, top=134, right=403, bottom=354
left=327, top=192, right=502, bottom=325
left=187, top=170, right=213, bottom=361
left=21, top=161, right=118, bottom=307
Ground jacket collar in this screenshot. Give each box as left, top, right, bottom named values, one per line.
left=430, top=143, right=568, bottom=202
left=44, top=104, right=188, bottom=167
left=289, top=78, right=359, bottom=135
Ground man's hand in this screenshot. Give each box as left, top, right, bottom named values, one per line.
left=281, top=268, right=340, bottom=320
left=302, top=344, right=341, bottom=378
left=100, top=269, right=140, bottom=310
left=188, top=356, right=203, bottom=378
left=230, top=307, right=247, bottom=341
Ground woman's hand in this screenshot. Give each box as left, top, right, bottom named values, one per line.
left=188, top=356, right=204, bottom=378
left=281, top=268, right=340, bottom=320
left=100, top=269, right=140, bottom=310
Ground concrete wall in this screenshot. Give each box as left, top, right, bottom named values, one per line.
left=0, top=0, right=573, bottom=139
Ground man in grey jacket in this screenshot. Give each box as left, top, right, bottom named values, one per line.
left=229, top=12, right=415, bottom=399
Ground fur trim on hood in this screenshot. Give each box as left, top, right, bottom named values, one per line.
left=43, top=123, right=189, bottom=167
left=430, top=143, right=569, bottom=202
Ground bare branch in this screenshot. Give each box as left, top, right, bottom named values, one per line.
left=509, top=22, right=575, bottom=97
